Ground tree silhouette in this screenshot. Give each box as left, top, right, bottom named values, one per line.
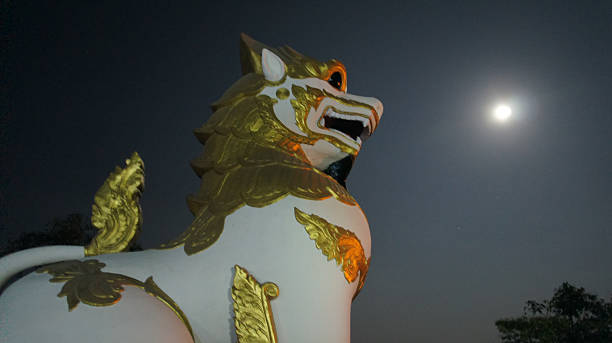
left=1, top=213, right=142, bottom=258
left=0, top=213, right=143, bottom=294
left=495, top=282, right=612, bottom=343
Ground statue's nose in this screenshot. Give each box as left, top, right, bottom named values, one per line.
left=371, top=98, right=383, bottom=123
left=364, top=97, right=383, bottom=130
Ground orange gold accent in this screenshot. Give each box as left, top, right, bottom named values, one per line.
left=294, top=208, right=369, bottom=299
left=324, top=63, right=348, bottom=93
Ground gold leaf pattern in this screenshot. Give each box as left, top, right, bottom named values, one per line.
left=37, top=260, right=193, bottom=338
left=85, top=152, right=144, bottom=256
left=232, top=265, right=279, bottom=343
left=293, top=208, right=369, bottom=299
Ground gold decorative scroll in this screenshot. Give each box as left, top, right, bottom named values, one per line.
left=37, top=260, right=193, bottom=339
left=293, top=208, right=369, bottom=299
left=85, top=152, right=144, bottom=256
left=232, top=265, right=279, bottom=343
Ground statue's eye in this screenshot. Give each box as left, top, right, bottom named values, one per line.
left=327, top=71, right=343, bottom=91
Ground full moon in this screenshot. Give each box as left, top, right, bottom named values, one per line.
left=493, top=104, right=512, bottom=122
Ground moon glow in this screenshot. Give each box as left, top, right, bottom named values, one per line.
left=493, top=104, right=512, bottom=122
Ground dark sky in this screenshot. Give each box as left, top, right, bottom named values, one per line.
left=2, top=1, right=611, bottom=342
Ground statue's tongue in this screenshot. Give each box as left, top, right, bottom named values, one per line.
left=324, top=115, right=366, bottom=141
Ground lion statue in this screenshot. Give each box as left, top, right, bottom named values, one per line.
left=0, top=34, right=383, bottom=343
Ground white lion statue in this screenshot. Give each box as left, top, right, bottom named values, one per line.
left=0, top=34, right=383, bottom=343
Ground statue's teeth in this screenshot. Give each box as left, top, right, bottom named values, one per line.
left=324, top=110, right=370, bottom=132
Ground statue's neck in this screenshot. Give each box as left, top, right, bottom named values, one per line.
left=322, top=155, right=355, bottom=189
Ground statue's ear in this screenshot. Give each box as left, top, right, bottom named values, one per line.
left=261, top=48, right=286, bottom=82
left=240, top=33, right=270, bottom=75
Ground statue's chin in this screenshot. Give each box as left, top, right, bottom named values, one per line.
left=300, top=140, right=353, bottom=170
left=299, top=138, right=358, bottom=188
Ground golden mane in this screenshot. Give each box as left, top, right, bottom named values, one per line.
left=159, top=38, right=355, bottom=255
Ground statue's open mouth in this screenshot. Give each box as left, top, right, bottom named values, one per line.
left=320, top=106, right=371, bottom=145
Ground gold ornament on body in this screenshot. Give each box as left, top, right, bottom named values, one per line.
left=84, top=152, right=144, bottom=256
left=37, top=259, right=194, bottom=338
left=293, top=208, right=369, bottom=299
left=232, top=265, right=279, bottom=343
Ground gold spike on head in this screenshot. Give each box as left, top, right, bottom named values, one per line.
left=240, top=33, right=271, bottom=75
left=239, top=33, right=341, bottom=80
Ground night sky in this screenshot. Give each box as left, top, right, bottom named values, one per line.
left=2, top=1, right=611, bottom=342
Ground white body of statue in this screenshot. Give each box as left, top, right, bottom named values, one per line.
left=0, top=34, right=383, bottom=343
